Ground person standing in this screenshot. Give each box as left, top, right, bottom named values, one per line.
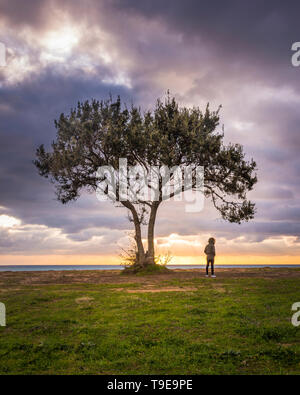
left=204, top=238, right=216, bottom=278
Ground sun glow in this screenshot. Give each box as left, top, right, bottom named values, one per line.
left=0, top=215, right=21, bottom=228
left=43, top=27, right=79, bottom=56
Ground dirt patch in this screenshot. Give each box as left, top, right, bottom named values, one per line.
left=211, top=285, right=226, bottom=293
left=126, top=287, right=198, bottom=293
left=75, top=296, right=95, bottom=303
left=279, top=343, right=295, bottom=348
left=0, top=267, right=299, bottom=288
left=0, top=287, right=22, bottom=293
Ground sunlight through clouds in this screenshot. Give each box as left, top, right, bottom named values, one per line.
left=0, top=215, right=21, bottom=228
left=43, top=26, right=79, bottom=56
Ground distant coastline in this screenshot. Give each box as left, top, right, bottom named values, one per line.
left=0, top=264, right=299, bottom=272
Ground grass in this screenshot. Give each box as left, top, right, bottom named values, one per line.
left=122, top=263, right=171, bottom=275
left=0, top=270, right=300, bottom=374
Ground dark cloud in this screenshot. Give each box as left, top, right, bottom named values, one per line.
left=114, top=0, right=300, bottom=63
left=0, top=0, right=49, bottom=29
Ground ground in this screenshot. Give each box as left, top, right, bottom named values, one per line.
left=0, top=268, right=299, bottom=374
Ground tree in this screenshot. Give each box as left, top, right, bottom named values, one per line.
left=34, top=94, right=257, bottom=267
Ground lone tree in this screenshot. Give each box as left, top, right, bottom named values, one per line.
left=34, top=94, right=257, bottom=267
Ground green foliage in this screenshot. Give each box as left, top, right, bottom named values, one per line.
left=34, top=94, right=257, bottom=223
left=122, top=264, right=171, bottom=275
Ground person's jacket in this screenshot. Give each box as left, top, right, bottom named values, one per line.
left=204, top=243, right=215, bottom=259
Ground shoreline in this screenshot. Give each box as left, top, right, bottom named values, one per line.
left=0, top=264, right=299, bottom=273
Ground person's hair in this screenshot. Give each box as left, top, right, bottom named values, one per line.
left=208, top=237, right=215, bottom=244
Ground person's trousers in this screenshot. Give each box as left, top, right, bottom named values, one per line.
left=206, top=258, right=214, bottom=275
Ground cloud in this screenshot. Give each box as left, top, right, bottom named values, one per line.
left=0, top=217, right=126, bottom=255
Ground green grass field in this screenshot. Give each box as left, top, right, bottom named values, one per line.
left=0, top=268, right=299, bottom=374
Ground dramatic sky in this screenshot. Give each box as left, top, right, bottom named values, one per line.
left=0, top=0, right=300, bottom=265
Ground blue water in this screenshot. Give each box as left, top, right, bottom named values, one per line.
left=0, top=264, right=299, bottom=272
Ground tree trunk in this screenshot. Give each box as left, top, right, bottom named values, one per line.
left=133, top=214, right=145, bottom=265
left=146, top=201, right=160, bottom=265
left=121, top=200, right=145, bottom=266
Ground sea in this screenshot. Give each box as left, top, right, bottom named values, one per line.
left=0, top=264, right=299, bottom=272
